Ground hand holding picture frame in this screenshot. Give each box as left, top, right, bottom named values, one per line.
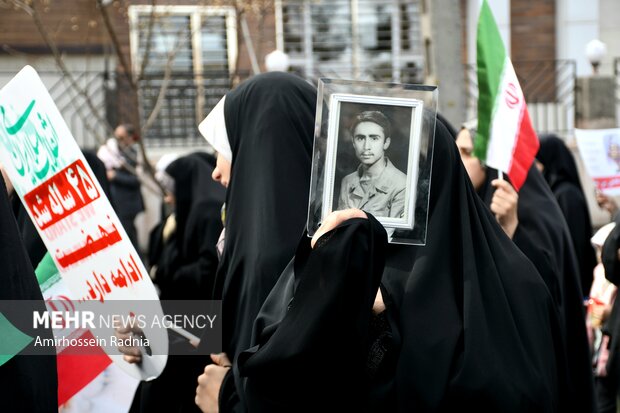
left=307, top=78, right=437, bottom=245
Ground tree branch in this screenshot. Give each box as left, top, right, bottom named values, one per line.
left=137, top=0, right=157, bottom=83
left=9, top=0, right=165, bottom=196
left=11, top=0, right=111, bottom=146
left=96, top=0, right=137, bottom=92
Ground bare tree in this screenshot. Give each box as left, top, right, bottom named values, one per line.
left=2, top=0, right=276, bottom=195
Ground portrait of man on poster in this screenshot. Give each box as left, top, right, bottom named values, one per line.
left=337, top=110, right=407, bottom=218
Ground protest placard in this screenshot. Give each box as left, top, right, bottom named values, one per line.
left=0, top=65, right=167, bottom=381
left=575, top=128, right=620, bottom=195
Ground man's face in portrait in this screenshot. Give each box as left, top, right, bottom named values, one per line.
left=352, top=121, right=391, bottom=167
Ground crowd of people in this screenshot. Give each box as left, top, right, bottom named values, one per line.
left=5, top=70, right=620, bottom=412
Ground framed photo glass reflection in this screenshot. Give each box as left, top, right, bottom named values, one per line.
left=323, top=94, right=423, bottom=229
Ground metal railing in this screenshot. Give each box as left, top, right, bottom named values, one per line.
left=0, top=70, right=121, bottom=150
left=2, top=58, right=580, bottom=147
left=137, top=70, right=237, bottom=147
left=0, top=69, right=250, bottom=149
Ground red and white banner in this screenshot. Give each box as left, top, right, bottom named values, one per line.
left=0, top=66, right=167, bottom=384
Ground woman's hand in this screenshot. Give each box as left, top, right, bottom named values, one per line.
left=311, top=209, right=367, bottom=248
left=195, top=353, right=232, bottom=413
left=490, top=179, right=519, bottom=239
left=114, top=318, right=143, bottom=364
left=596, top=190, right=619, bottom=218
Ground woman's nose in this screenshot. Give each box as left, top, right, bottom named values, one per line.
left=212, top=167, right=221, bottom=182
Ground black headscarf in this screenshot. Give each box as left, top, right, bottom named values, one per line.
left=0, top=176, right=58, bottom=411
left=380, top=117, right=569, bottom=411
left=188, top=151, right=217, bottom=169
left=130, top=154, right=224, bottom=413
left=483, top=168, right=596, bottom=411
left=237, top=215, right=387, bottom=412
left=448, top=120, right=595, bottom=411
left=213, top=72, right=316, bottom=365
left=152, top=152, right=225, bottom=300
left=537, top=134, right=584, bottom=192
left=83, top=148, right=112, bottom=201
left=602, top=215, right=620, bottom=396
left=537, top=134, right=596, bottom=296
left=435, top=111, right=459, bottom=139
left=10, top=195, right=47, bottom=269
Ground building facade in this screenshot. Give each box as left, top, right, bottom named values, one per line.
left=0, top=0, right=618, bottom=150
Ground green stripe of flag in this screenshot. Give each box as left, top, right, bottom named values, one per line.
left=0, top=253, right=57, bottom=366
left=0, top=312, right=33, bottom=366
left=475, top=0, right=507, bottom=161
left=34, top=252, right=58, bottom=286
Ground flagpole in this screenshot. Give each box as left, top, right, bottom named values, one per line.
left=498, top=170, right=504, bottom=181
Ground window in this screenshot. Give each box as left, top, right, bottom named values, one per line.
left=129, top=6, right=237, bottom=146
left=277, top=0, right=424, bottom=83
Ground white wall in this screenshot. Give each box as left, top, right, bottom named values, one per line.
left=0, top=56, right=214, bottom=261
left=467, top=0, right=510, bottom=65
left=0, top=55, right=113, bottom=149
left=466, top=0, right=605, bottom=76
left=0, top=55, right=110, bottom=87
left=599, top=0, right=620, bottom=76
left=556, top=0, right=599, bottom=77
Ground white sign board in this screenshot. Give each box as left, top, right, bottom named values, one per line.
left=575, top=128, right=620, bottom=196
left=0, top=66, right=166, bottom=380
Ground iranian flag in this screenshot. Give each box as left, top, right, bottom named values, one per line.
left=474, top=0, right=539, bottom=191
left=35, top=253, right=112, bottom=406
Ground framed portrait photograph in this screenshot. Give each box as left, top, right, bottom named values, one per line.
left=323, top=94, right=424, bottom=229
left=307, top=78, right=437, bottom=245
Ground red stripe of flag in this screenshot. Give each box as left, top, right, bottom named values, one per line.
left=507, top=105, right=539, bottom=190
left=57, top=330, right=111, bottom=406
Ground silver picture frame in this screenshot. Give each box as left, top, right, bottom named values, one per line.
left=322, top=93, right=424, bottom=230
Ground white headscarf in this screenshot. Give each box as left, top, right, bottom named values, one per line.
left=155, top=153, right=180, bottom=194
left=591, top=222, right=617, bottom=248
left=198, top=96, right=232, bottom=162
left=97, top=137, right=123, bottom=170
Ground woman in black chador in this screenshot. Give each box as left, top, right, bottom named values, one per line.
left=455, top=121, right=596, bottom=412
left=377, top=118, right=569, bottom=411
left=201, top=111, right=571, bottom=411
left=152, top=152, right=225, bottom=300
left=537, top=133, right=597, bottom=297
left=128, top=152, right=224, bottom=413
left=196, top=72, right=318, bottom=412
left=0, top=171, right=58, bottom=411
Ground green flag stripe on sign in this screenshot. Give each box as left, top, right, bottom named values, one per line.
left=0, top=312, right=33, bottom=366
left=34, top=252, right=59, bottom=286
left=475, top=0, right=507, bottom=161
